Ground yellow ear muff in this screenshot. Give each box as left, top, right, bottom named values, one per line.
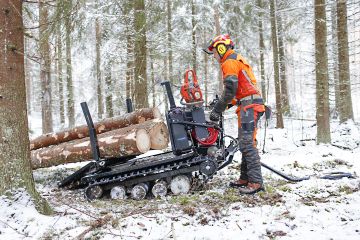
left=217, top=44, right=227, bottom=55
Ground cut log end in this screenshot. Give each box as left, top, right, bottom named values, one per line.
left=136, top=129, right=151, bottom=153
left=149, top=122, right=169, bottom=150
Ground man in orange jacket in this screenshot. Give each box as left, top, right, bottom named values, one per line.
left=204, top=34, right=265, bottom=194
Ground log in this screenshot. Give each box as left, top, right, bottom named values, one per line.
left=31, top=126, right=150, bottom=169
left=30, top=119, right=169, bottom=169
left=132, top=119, right=170, bottom=150
left=30, top=107, right=161, bottom=150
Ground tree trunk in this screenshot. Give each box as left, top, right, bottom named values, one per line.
left=24, top=36, right=31, bottom=114
left=337, top=0, right=354, bottom=123
left=65, top=0, right=75, bottom=127
left=57, top=0, right=65, bottom=125
left=150, top=50, right=156, bottom=107
left=257, top=0, right=266, bottom=102
left=124, top=1, right=134, bottom=100
left=270, top=0, right=284, bottom=128
left=105, top=61, right=113, bottom=117
left=95, top=17, right=103, bottom=119
left=133, top=0, right=148, bottom=109
left=314, top=0, right=331, bottom=144
left=163, top=57, right=169, bottom=111
left=0, top=0, right=52, bottom=215
left=214, top=4, right=222, bottom=93
left=167, top=0, right=174, bottom=84
left=191, top=0, right=197, bottom=73
left=276, top=9, right=290, bottom=115
left=331, top=1, right=340, bottom=118
left=204, top=31, right=209, bottom=104
left=30, top=107, right=161, bottom=150
left=39, top=0, right=53, bottom=133
left=31, top=119, right=169, bottom=169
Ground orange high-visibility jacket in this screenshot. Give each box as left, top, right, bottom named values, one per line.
left=220, top=49, right=260, bottom=100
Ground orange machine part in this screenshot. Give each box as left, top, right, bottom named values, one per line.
left=180, top=69, right=203, bottom=103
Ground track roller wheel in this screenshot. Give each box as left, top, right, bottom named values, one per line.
left=151, top=180, right=168, bottom=198
left=170, top=175, right=191, bottom=195
left=131, top=183, right=149, bottom=200
left=85, top=185, right=103, bottom=200
left=110, top=186, right=127, bottom=200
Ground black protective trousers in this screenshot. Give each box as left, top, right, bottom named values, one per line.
left=237, top=101, right=264, bottom=184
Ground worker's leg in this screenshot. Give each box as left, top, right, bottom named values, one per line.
left=237, top=104, right=264, bottom=193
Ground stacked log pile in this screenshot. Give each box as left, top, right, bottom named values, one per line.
left=30, top=108, right=169, bottom=169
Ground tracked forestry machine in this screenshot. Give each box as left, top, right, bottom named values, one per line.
left=59, top=70, right=309, bottom=200
left=59, top=70, right=239, bottom=200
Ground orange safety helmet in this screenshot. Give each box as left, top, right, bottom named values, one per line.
left=203, top=34, right=234, bottom=55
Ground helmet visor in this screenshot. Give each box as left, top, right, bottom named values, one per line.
left=202, top=40, right=215, bottom=54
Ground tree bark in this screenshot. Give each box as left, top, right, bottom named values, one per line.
left=30, top=107, right=161, bottom=150
left=105, top=61, right=113, bottom=117
left=125, top=1, right=134, bottom=100
left=257, top=0, right=266, bottom=102
left=150, top=50, right=156, bottom=107
left=133, top=0, right=148, bottom=109
left=39, top=0, right=53, bottom=133
left=167, top=0, right=174, bottom=84
left=95, top=17, right=103, bottom=119
left=57, top=0, right=65, bottom=125
left=337, top=0, right=354, bottom=123
left=0, top=0, right=52, bottom=215
left=331, top=1, right=340, bottom=118
left=191, top=0, right=197, bottom=73
left=276, top=9, right=290, bottom=115
left=65, top=0, right=75, bottom=127
left=24, top=36, right=31, bottom=114
left=31, top=119, right=169, bottom=169
left=204, top=31, right=209, bottom=104
left=314, top=0, right=331, bottom=144
left=270, top=0, right=284, bottom=128
left=214, top=4, right=222, bottom=93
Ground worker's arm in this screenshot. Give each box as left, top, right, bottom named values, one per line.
left=213, top=59, right=239, bottom=113
left=213, top=75, right=238, bottom=113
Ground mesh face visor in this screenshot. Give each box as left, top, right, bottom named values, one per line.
left=202, top=40, right=215, bottom=54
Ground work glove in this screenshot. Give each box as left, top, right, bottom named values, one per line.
left=208, top=98, right=218, bottom=109
left=209, top=109, right=221, bottom=122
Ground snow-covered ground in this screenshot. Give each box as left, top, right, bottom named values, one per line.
left=1, top=115, right=360, bottom=240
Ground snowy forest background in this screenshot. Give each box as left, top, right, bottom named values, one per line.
left=1, top=0, right=360, bottom=239
left=24, top=0, right=360, bottom=138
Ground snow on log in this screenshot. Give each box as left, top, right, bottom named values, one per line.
left=30, top=107, right=161, bottom=150
left=31, top=126, right=151, bottom=169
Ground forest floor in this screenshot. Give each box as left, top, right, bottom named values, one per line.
left=1, top=116, right=360, bottom=240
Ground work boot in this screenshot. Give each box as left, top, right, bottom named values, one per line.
left=238, top=182, right=264, bottom=195
left=229, top=179, right=248, bottom=188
